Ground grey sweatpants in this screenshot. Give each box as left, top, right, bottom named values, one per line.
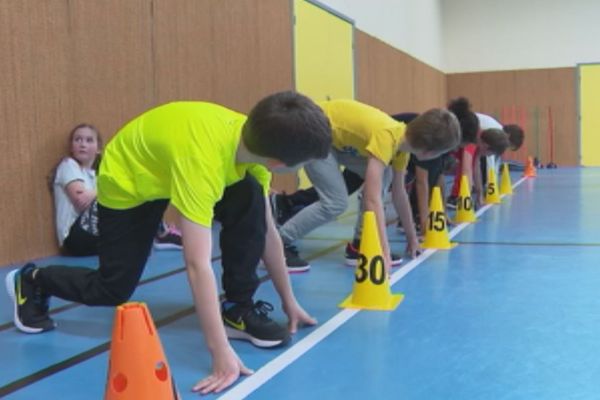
left=279, top=148, right=392, bottom=244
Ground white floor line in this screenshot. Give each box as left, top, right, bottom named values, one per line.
left=219, top=176, right=528, bottom=400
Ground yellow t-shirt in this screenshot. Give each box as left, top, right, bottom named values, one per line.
left=318, top=99, right=410, bottom=171
left=97, top=102, right=271, bottom=227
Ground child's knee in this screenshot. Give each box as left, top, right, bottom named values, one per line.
left=322, top=197, right=348, bottom=218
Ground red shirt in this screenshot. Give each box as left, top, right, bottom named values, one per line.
left=450, top=143, right=477, bottom=196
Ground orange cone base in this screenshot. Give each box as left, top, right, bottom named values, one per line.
left=339, top=292, right=404, bottom=311
left=422, top=242, right=457, bottom=250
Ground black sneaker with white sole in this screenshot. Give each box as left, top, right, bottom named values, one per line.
left=222, top=301, right=290, bottom=348
left=283, top=244, right=310, bottom=273
left=344, top=242, right=403, bottom=267
left=5, top=263, right=55, bottom=333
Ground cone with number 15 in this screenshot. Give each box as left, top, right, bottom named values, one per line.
left=422, top=186, right=456, bottom=250
left=485, top=167, right=501, bottom=204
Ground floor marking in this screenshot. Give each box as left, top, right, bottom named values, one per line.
left=219, top=177, right=527, bottom=399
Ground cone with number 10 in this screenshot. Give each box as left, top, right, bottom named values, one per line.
left=485, top=167, right=501, bottom=204
left=454, top=175, right=477, bottom=223
left=422, top=186, right=456, bottom=250
left=339, top=211, right=403, bottom=311
left=500, top=163, right=513, bottom=195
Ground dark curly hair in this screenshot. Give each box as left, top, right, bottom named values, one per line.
left=448, top=97, right=479, bottom=144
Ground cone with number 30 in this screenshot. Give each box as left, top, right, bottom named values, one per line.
left=422, top=187, right=456, bottom=250
left=339, top=211, right=403, bottom=311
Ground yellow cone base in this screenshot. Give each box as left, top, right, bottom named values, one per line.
left=485, top=196, right=501, bottom=205
left=422, top=241, right=457, bottom=250
left=500, top=164, right=513, bottom=195
left=339, top=292, right=404, bottom=311
left=454, top=214, right=477, bottom=224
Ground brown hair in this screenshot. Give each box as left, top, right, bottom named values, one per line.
left=481, top=128, right=510, bottom=156
left=503, top=124, right=525, bottom=151
left=405, top=108, right=461, bottom=153
left=47, top=123, right=103, bottom=191
left=242, top=91, right=332, bottom=166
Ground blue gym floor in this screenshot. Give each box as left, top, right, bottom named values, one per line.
left=1, top=168, right=599, bottom=399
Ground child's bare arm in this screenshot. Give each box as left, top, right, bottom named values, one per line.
left=363, top=156, right=392, bottom=270
left=65, top=180, right=96, bottom=212
left=178, top=212, right=253, bottom=394
left=261, top=197, right=317, bottom=332
left=391, top=170, right=422, bottom=258
left=415, top=165, right=429, bottom=234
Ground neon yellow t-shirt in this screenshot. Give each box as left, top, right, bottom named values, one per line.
left=318, top=99, right=410, bottom=171
left=97, top=102, right=271, bottom=227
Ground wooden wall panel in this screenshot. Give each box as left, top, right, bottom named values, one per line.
left=447, top=67, right=577, bottom=166
left=356, top=31, right=446, bottom=114
left=0, top=1, right=72, bottom=263
left=153, top=0, right=293, bottom=113
left=0, top=0, right=294, bottom=266
left=69, top=0, right=155, bottom=138
left=152, top=0, right=295, bottom=195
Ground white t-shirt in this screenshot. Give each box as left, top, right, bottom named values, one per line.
left=476, top=113, right=504, bottom=175
left=53, top=157, right=97, bottom=245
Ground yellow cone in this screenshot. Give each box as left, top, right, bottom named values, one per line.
left=454, top=175, right=477, bottom=223
left=339, top=211, right=403, bottom=311
left=485, top=167, right=501, bottom=204
left=499, top=163, right=513, bottom=195
left=422, top=187, right=456, bottom=249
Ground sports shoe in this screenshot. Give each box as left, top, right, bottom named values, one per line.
left=153, top=225, right=183, bottom=250
left=5, top=263, right=55, bottom=333
left=269, top=193, right=294, bottom=226
left=222, top=300, right=290, bottom=348
left=344, top=242, right=403, bottom=267
left=283, top=244, right=310, bottom=273
left=446, top=196, right=458, bottom=210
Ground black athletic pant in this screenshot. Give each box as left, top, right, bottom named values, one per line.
left=62, top=216, right=98, bottom=257
left=36, top=175, right=265, bottom=307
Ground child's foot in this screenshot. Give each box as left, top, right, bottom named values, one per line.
left=222, top=300, right=290, bottom=348
left=283, top=244, right=310, bottom=273
left=446, top=196, right=458, bottom=210
left=344, top=242, right=403, bottom=267
left=269, top=193, right=294, bottom=226
left=5, top=263, right=55, bottom=333
left=153, top=225, right=183, bottom=250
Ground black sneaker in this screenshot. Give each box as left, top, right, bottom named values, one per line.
left=153, top=225, right=183, bottom=250
left=5, top=263, right=55, bottom=333
left=222, top=300, right=290, bottom=348
left=344, top=242, right=403, bottom=267
left=446, top=196, right=458, bottom=210
left=269, top=193, right=294, bottom=226
left=283, top=244, right=310, bottom=273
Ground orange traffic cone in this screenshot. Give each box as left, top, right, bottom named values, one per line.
left=485, top=167, right=501, bottom=204
left=499, top=163, right=513, bottom=195
left=422, top=187, right=456, bottom=249
left=339, top=211, right=404, bottom=311
left=105, top=303, right=179, bottom=400
left=454, top=175, right=477, bottom=223
left=523, top=156, right=537, bottom=178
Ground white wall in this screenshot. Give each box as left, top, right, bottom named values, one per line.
left=317, top=0, right=445, bottom=70
left=442, top=0, right=600, bottom=73
left=315, top=0, right=600, bottom=73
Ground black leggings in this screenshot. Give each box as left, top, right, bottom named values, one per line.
left=37, top=175, right=266, bottom=306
